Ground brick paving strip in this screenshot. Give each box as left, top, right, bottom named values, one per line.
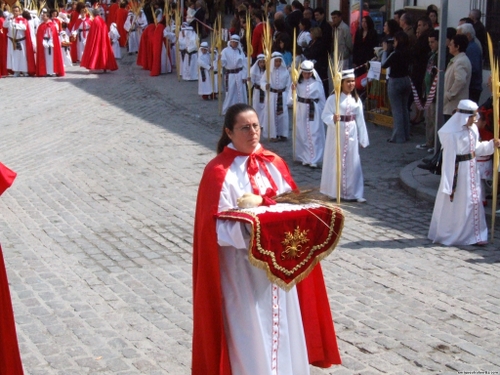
left=0, top=53, right=499, bottom=375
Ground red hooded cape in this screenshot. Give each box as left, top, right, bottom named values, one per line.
left=68, top=10, right=80, bottom=62
left=11, top=17, right=36, bottom=75
left=0, top=162, right=23, bottom=375
left=106, top=2, right=118, bottom=28
left=191, top=146, right=341, bottom=374
left=115, top=7, right=129, bottom=47
left=136, top=23, right=155, bottom=70
left=36, top=21, right=65, bottom=77
left=0, top=17, right=8, bottom=77
left=80, top=16, right=118, bottom=71
left=150, top=23, right=166, bottom=76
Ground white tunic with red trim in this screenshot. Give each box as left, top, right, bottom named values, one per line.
left=294, top=77, right=326, bottom=165
left=320, top=92, right=369, bottom=200
left=429, top=124, right=494, bottom=245
left=216, top=143, right=311, bottom=375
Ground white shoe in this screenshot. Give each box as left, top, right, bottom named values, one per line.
left=302, top=162, right=308, bottom=166
left=357, top=198, right=367, bottom=203
left=310, top=163, right=317, bottom=168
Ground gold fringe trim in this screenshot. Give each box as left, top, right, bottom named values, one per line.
left=219, top=204, right=345, bottom=292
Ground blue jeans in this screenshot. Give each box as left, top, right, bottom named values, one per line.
left=388, top=76, right=411, bottom=143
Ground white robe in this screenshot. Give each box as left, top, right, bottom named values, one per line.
left=4, top=16, right=31, bottom=73
left=428, top=124, right=494, bottom=245
left=297, top=30, right=311, bottom=49
left=109, top=26, right=121, bottom=59
left=162, top=26, right=174, bottom=74
left=40, top=22, right=56, bottom=75
left=293, top=77, right=326, bottom=165
left=169, top=32, right=177, bottom=68
left=60, top=30, right=73, bottom=67
left=260, top=61, right=291, bottom=139
left=221, top=46, right=248, bottom=115
left=216, top=143, right=310, bottom=375
left=250, top=62, right=266, bottom=127
left=72, top=16, right=92, bottom=61
left=320, top=92, right=369, bottom=200
left=180, top=28, right=198, bottom=80
left=123, top=12, right=141, bottom=53
left=197, top=50, right=214, bottom=95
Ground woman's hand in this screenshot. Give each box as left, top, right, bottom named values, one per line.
left=333, top=114, right=340, bottom=123
left=237, top=193, right=263, bottom=208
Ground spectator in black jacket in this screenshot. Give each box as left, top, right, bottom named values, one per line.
left=313, top=7, right=332, bottom=54
left=302, top=27, right=329, bottom=96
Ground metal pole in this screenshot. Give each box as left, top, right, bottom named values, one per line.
left=433, top=0, right=448, bottom=156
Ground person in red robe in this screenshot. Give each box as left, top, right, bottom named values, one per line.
left=3, top=6, right=36, bottom=76
left=150, top=20, right=167, bottom=76
left=80, top=10, right=118, bottom=72
left=136, top=22, right=155, bottom=70
left=106, top=0, right=118, bottom=29
left=0, top=13, right=7, bottom=77
left=67, top=2, right=81, bottom=63
left=192, top=103, right=342, bottom=374
left=115, top=2, right=128, bottom=47
left=50, top=9, right=62, bottom=32
left=36, top=11, right=65, bottom=77
left=0, top=161, right=24, bottom=375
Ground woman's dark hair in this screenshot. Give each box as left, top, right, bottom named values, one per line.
left=452, top=34, right=469, bottom=53
left=299, top=17, right=311, bottom=31
left=341, top=78, right=359, bottom=102
left=76, top=2, right=86, bottom=12
left=386, top=19, right=400, bottom=36
left=298, top=68, right=316, bottom=83
left=393, top=30, right=409, bottom=49
left=273, top=17, right=286, bottom=33
left=427, top=9, right=438, bottom=19
left=278, top=33, right=292, bottom=52
left=216, top=104, right=257, bottom=154
left=446, top=27, right=456, bottom=40
left=363, top=15, right=375, bottom=31
left=22, top=10, right=32, bottom=20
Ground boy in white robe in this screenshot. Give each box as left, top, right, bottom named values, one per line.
left=428, top=99, right=500, bottom=246
left=320, top=68, right=369, bottom=202
left=109, top=22, right=121, bottom=59
left=197, top=42, right=215, bottom=99
left=291, top=60, right=326, bottom=168
left=220, top=34, right=248, bottom=114
left=260, top=52, right=291, bottom=141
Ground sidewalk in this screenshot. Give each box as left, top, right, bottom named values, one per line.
left=399, top=160, right=440, bottom=203
left=400, top=69, right=495, bottom=206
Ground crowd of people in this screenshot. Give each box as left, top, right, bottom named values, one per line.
left=2, top=0, right=499, bottom=245
left=0, top=0, right=119, bottom=77
left=2, top=1, right=500, bottom=375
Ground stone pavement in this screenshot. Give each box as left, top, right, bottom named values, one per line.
left=1, top=52, right=499, bottom=375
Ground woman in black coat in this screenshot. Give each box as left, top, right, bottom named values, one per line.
left=353, top=16, right=379, bottom=69
left=302, top=26, right=329, bottom=96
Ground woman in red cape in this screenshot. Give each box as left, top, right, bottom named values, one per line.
left=80, top=12, right=118, bottom=71
left=36, top=15, right=65, bottom=77
left=137, top=22, right=155, bottom=70
left=150, top=21, right=166, bottom=76
left=115, top=4, right=129, bottom=47
left=0, top=162, right=24, bottom=375
left=191, top=104, right=341, bottom=374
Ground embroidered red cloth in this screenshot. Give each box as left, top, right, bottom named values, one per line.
left=217, top=203, right=344, bottom=291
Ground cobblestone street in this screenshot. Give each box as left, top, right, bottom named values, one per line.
left=1, top=52, right=499, bottom=374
